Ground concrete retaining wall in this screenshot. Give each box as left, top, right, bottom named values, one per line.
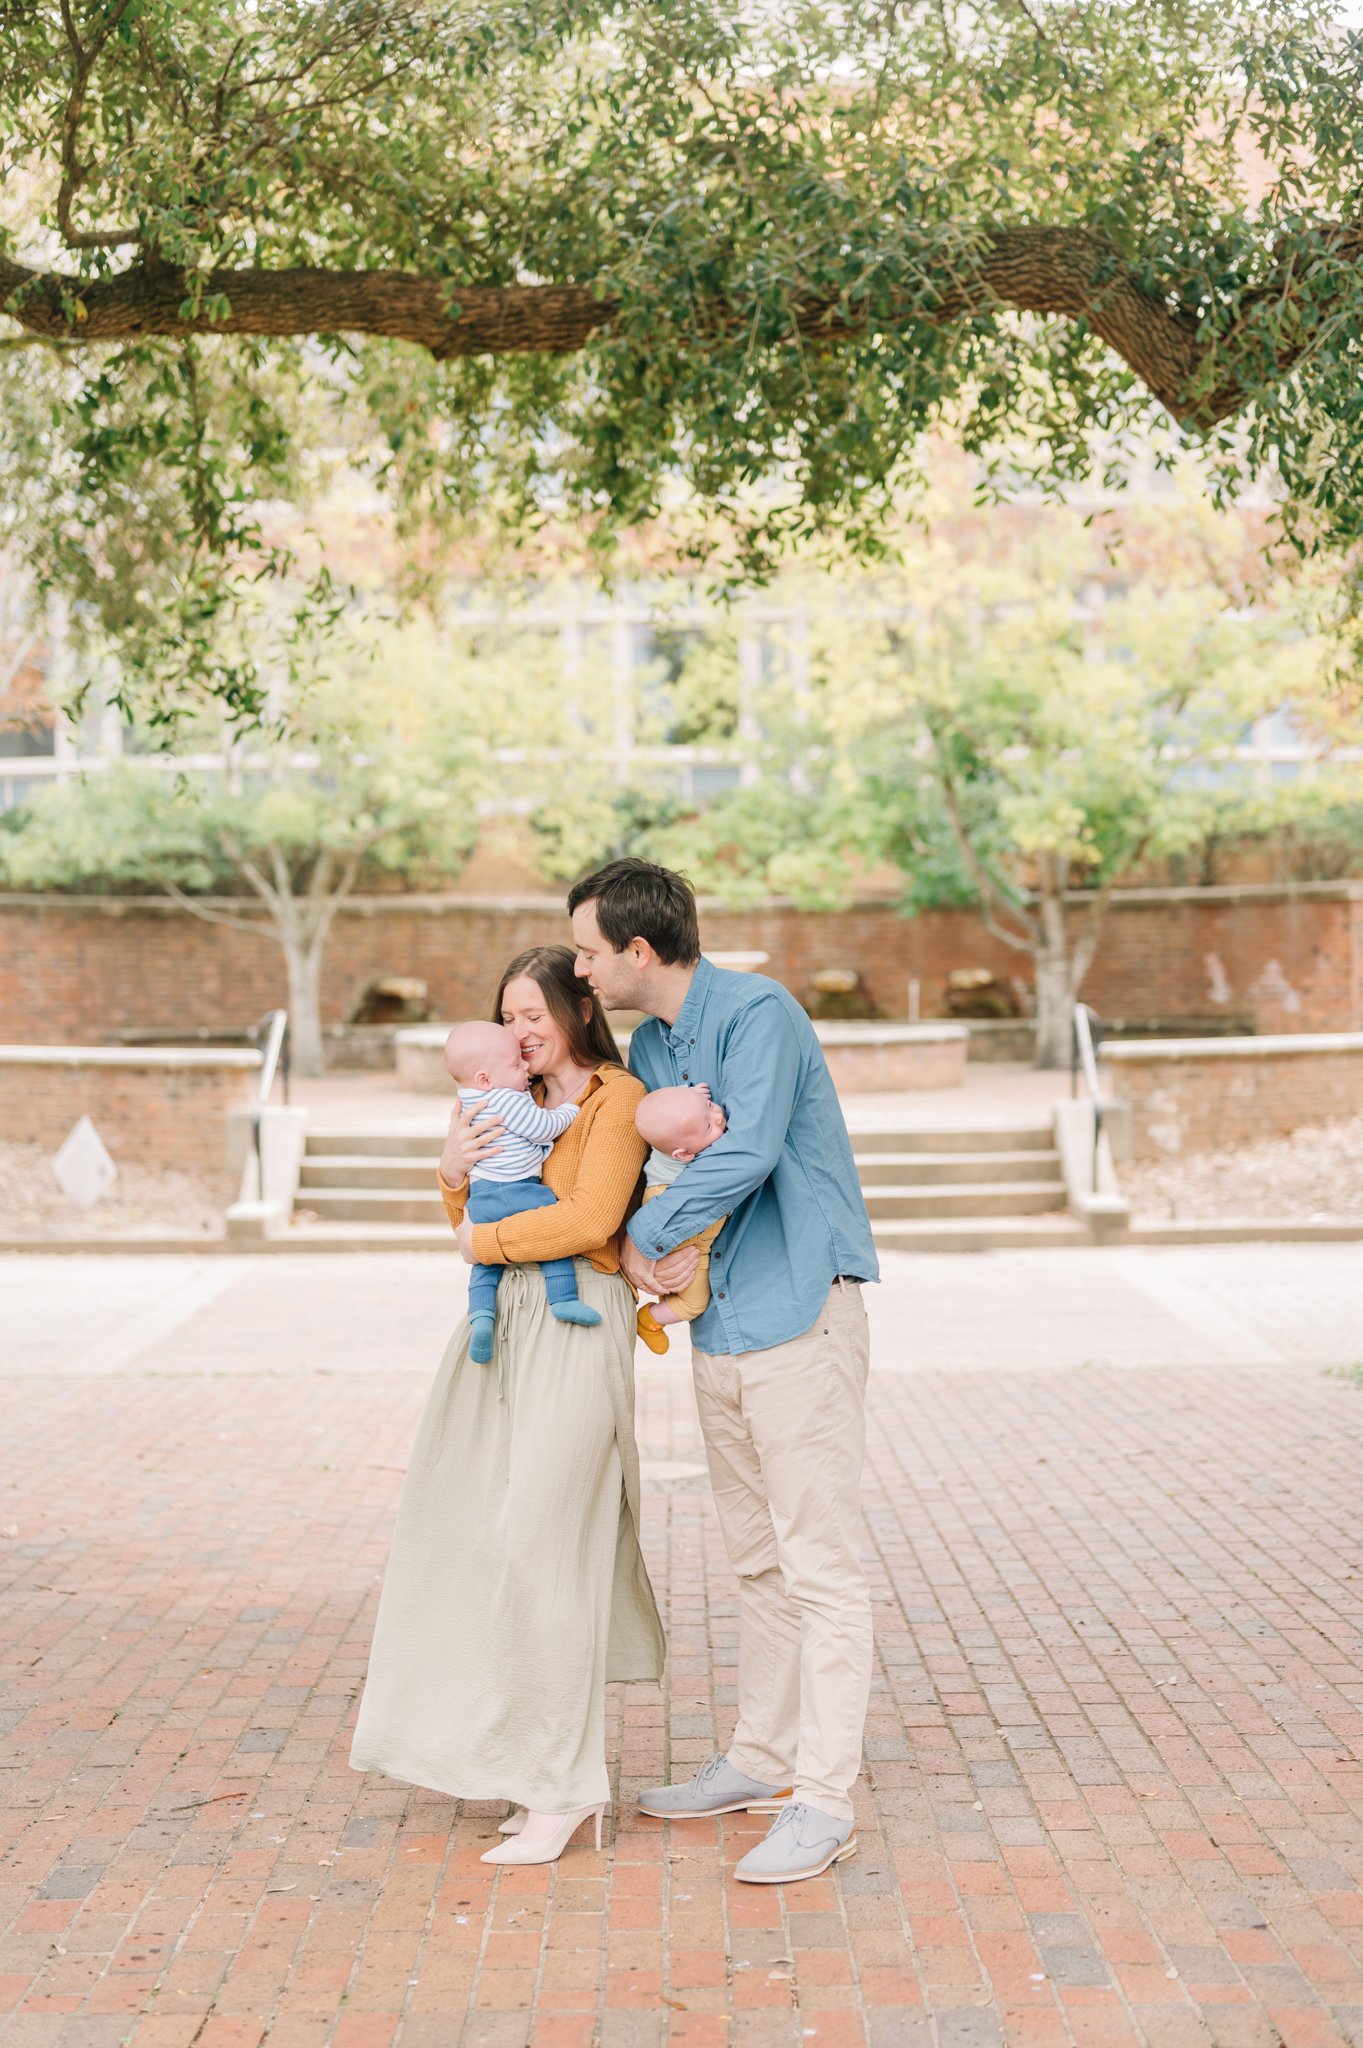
left=1103, top=1033, right=1363, bottom=1158
left=0, top=1045, right=261, bottom=1173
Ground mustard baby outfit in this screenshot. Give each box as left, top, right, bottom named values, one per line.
left=635, top=1149, right=727, bottom=1355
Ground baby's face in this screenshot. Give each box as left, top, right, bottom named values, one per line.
left=670, top=1092, right=728, bottom=1160
left=444, top=1022, right=531, bottom=1093
left=482, top=1028, right=532, bottom=1092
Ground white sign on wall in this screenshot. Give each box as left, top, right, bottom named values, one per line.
left=53, top=1117, right=118, bottom=1210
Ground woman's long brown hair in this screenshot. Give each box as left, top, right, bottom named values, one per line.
left=490, top=945, right=625, bottom=1074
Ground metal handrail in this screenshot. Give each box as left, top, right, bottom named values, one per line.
left=250, top=1009, right=289, bottom=1199
left=1071, top=1002, right=1104, bottom=1195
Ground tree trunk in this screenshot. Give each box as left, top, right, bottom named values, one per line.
left=282, top=938, right=326, bottom=1079
left=1033, top=948, right=1077, bottom=1070
left=1032, top=874, right=1075, bottom=1070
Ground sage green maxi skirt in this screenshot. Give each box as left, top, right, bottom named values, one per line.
left=350, top=1260, right=665, bottom=1812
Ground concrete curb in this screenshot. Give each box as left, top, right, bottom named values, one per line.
left=0, top=1233, right=452, bottom=1255
left=7, top=1219, right=1363, bottom=1255
left=1128, top=1218, right=1363, bottom=1245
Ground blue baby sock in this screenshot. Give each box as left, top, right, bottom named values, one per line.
left=469, top=1312, right=496, bottom=1364
left=551, top=1301, right=602, bottom=1329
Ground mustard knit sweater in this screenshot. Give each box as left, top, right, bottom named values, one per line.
left=438, top=1062, right=647, bottom=1274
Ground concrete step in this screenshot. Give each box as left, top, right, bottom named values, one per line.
left=856, top=1150, right=1061, bottom=1185
left=849, top=1126, right=1053, bottom=1155
left=294, top=1188, right=448, bottom=1223
left=278, top=1221, right=455, bottom=1250
left=295, top=1180, right=1068, bottom=1225
left=306, top=1126, right=444, bottom=1158
left=873, top=1215, right=1093, bottom=1252
left=300, top=1156, right=439, bottom=1189
left=863, top=1181, right=1066, bottom=1219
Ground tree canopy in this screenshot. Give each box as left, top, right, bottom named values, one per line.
left=3, top=1, right=1363, bottom=714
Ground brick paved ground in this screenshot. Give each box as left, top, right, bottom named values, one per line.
left=4, top=1249, right=1363, bottom=2048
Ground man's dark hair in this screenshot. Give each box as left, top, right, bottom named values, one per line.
left=568, top=858, right=701, bottom=966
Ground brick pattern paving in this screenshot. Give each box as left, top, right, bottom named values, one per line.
left=4, top=1351, right=1363, bottom=2047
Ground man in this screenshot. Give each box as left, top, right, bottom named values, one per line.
left=569, top=857, right=879, bottom=1886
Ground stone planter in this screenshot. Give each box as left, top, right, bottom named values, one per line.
left=395, top=1019, right=968, bottom=1095
left=812, top=1022, right=967, bottom=1092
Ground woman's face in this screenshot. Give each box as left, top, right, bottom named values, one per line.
left=499, top=974, right=575, bottom=1078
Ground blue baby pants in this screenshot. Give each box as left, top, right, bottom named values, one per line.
left=465, top=1176, right=584, bottom=1316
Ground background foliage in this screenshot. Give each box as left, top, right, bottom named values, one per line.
left=3, top=2, right=1363, bottom=716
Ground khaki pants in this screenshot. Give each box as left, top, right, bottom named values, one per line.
left=691, top=1279, right=871, bottom=1824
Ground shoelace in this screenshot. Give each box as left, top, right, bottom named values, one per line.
left=766, top=1801, right=804, bottom=1836
left=695, top=1753, right=726, bottom=1789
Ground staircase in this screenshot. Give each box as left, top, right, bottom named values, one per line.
left=849, top=1125, right=1086, bottom=1251
left=293, top=1126, right=450, bottom=1240
left=290, top=1117, right=1085, bottom=1251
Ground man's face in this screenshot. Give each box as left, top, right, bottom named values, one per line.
left=572, top=900, right=651, bottom=1011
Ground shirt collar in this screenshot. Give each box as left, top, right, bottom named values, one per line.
left=665, top=957, right=714, bottom=1047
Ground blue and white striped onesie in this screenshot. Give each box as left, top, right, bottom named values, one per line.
left=457, top=1085, right=600, bottom=1353
left=457, top=1086, right=580, bottom=1181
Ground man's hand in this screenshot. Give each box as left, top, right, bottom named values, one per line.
left=453, top=1217, right=476, bottom=1265
left=621, top=1232, right=700, bottom=1297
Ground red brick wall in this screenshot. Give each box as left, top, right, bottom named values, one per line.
left=0, top=1051, right=259, bottom=1172
left=1080, top=890, right=1358, bottom=1034
left=6, top=884, right=1360, bottom=1047
left=1105, top=1039, right=1363, bottom=1158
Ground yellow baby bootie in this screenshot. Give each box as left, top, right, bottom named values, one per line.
left=636, top=1304, right=670, bottom=1355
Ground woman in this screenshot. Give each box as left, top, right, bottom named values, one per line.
left=349, top=946, right=664, bottom=1865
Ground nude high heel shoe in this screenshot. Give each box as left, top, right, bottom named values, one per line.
left=480, top=1803, right=607, bottom=1865
left=498, top=1807, right=525, bottom=1835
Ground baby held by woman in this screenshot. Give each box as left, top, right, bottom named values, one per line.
left=444, top=1020, right=602, bottom=1364
left=633, top=1083, right=728, bottom=1355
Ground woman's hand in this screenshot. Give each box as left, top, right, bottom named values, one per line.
left=439, top=1100, right=505, bottom=1187
left=453, top=1217, right=476, bottom=1264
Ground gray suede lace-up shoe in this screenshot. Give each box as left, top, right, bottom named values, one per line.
left=637, top=1752, right=792, bottom=1820
left=734, top=1802, right=857, bottom=1884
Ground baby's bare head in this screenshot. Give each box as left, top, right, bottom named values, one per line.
left=444, top=1020, right=529, bottom=1093
left=635, top=1084, right=727, bottom=1162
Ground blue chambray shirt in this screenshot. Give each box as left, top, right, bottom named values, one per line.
left=626, top=958, right=879, bottom=1355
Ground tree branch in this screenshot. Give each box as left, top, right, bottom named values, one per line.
left=1, top=219, right=1357, bottom=428
left=149, top=873, right=274, bottom=938
left=0, top=333, right=87, bottom=354
left=218, top=829, right=283, bottom=915
left=930, top=744, right=1039, bottom=955
left=310, top=846, right=365, bottom=951
left=54, top=0, right=142, bottom=251
left=1069, top=834, right=1153, bottom=991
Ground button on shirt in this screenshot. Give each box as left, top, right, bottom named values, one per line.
left=626, top=958, right=879, bottom=1354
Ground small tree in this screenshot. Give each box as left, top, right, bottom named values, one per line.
left=1, top=667, right=481, bottom=1074
left=865, top=592, right=1323, bottom=1066
left=639, top=494, right=1343, bottom=1065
